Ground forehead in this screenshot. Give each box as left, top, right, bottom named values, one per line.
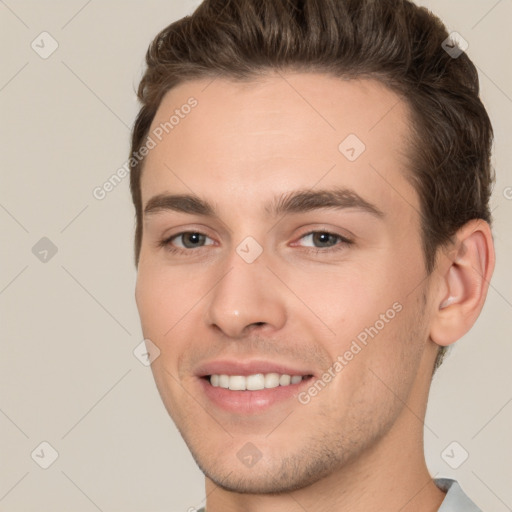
left=140, top=72, right=418, bottom=220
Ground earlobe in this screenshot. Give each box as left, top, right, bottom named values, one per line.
left=430, top=220, right=495, bottom=347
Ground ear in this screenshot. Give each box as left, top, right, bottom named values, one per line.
left=429, top=219, right=495, bottom=347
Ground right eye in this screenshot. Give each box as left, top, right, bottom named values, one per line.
left=160, top=231, right=215, bottom=253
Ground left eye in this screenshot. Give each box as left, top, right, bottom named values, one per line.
left=297, top=231, right=350, bottom=249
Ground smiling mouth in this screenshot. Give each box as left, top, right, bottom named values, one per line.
left=204, top=373, right=314, bottom=391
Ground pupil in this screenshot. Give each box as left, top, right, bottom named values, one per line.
left=315, top=232, right=334, bottom=247
left=185, top=233, right=202, bottom=247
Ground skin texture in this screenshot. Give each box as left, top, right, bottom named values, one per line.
left=134, top=73, right=494, bottom=512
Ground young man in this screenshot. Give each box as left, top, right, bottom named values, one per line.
left=129, top=0, right=495, bottom=510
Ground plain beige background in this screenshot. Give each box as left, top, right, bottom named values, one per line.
left=1, top=1, right=511, bottom=511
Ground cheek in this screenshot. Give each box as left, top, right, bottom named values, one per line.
left=135, top=264, right=180, bottom=337
left=288, top=261, right=400, bottom=339
left=135, top=262, right=210, bottom=362
left=323, top=294, right=427, bottom=430
left=296, top=254, right=423, bottom=378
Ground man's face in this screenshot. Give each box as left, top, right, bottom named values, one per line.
left=135, top=73, right=436, bottom=493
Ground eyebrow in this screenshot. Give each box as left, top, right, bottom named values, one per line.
left=143, top=187, right=384, bottom=219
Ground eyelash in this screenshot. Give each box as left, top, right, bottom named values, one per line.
left=159, top=230, right=353, bottom=255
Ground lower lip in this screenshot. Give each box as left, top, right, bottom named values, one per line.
left=199, top=376, right=313, bottom=414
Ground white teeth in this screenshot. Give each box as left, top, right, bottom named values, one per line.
left=279, top=374, right=291, bottom=386
left=246, top=373, right=265, bottom=391
left=228, top=375, right=246, bottom=390
left=219, top=374, right=230, bottom=388
left=209, top=373, right=307, bottom=390
left=264, top=373, right=280, bottom=388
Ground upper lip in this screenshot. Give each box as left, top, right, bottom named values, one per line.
left=195, top=359, right=315, bottom=378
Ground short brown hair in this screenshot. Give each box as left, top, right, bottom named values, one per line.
left=129, top=0, right=494, bottom=371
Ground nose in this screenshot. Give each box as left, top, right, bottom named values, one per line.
left=204, top=251, right=287, bottom=339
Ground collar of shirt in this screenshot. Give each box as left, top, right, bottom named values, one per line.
left=435, top=478, right=482, bottom=512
